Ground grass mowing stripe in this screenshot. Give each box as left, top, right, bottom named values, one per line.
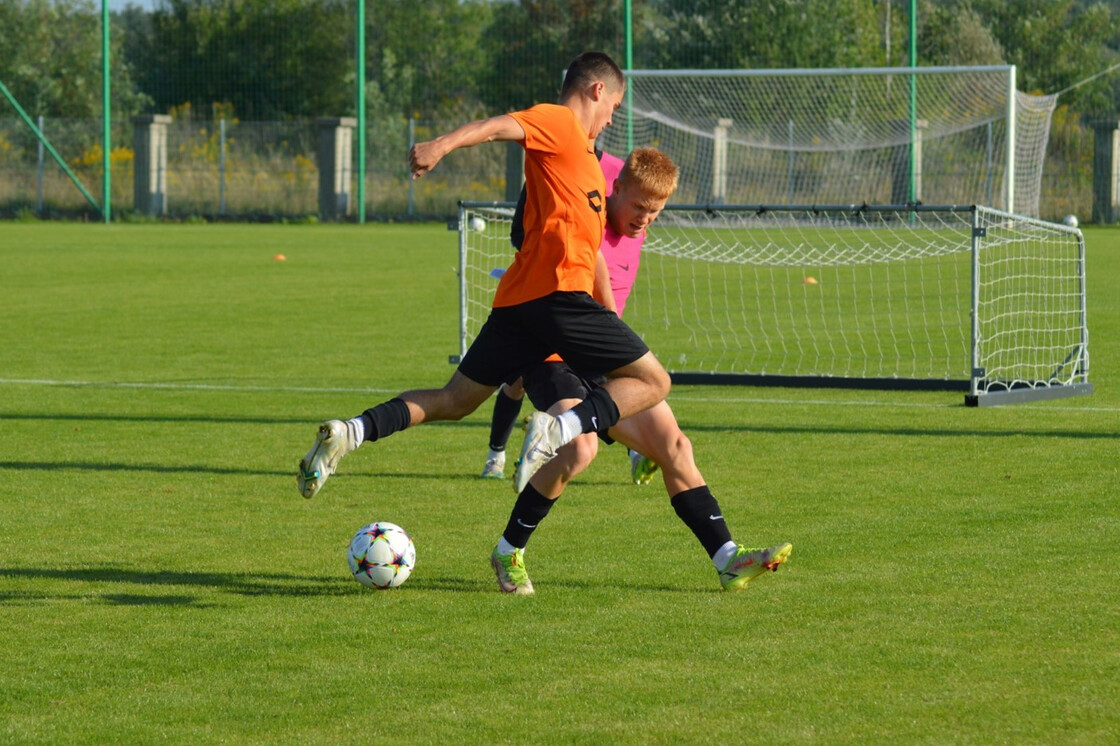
left=0, top=378, right=400, bottom=395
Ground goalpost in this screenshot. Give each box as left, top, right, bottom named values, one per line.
left=456, top=202, right=1090, bottom=407
left=597, top=66, right=1057, bottom=218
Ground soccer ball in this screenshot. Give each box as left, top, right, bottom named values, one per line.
left=469, top=215, right=486, bottom=232
left=347, top=522, right=416, bottom=589
left=1063, top=214, right=1079, bottom=228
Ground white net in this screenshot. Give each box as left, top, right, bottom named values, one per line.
left=597, top=67, right=1057, bottom=217
left=458, top=203, right=1090, bottom=405
left=619, top=205, right=976, bottom=385
left=973, top=207, right=1090, bottom=398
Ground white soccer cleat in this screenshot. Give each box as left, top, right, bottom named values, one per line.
left=297, top=419, right=359, bottom=499
left=512, top=411, right=564, bottom=493
left=481, top=453, right=506, bottom=479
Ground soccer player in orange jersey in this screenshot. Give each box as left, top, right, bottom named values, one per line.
left=298, top=52, right=671, bottom=502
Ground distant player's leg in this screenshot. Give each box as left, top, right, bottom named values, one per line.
left=628, top=447, right=659, bottom=485
left=298, top=370, right=495, bottom=499
left=609, top=402, right=792, bottom=590
left=481, top=379, right=525, bottom=479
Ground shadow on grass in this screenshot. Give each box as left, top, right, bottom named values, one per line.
left=0, top=411, right=488, bottom=429
left=0, top=460, right=483, bottom=482
left=408, top=574, right=707, bottom=594
left=101, top=593, right=208, bottom=607
left=0, top=566, right=349, bottom=603
left=0, top=460, right=295, bottom=477
left=1, top=410, right=1112, bottom=440
left=1, top=566, right=707, bottom=601
left=675, top=421, right=1119, bottom=440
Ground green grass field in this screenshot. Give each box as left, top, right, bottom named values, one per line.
left=2, top=222, right=1117, bottom=744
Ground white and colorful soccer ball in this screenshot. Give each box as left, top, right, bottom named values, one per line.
left=469, top=215, right=486, bottom=232
left=347, top=522, right=416, bottom=589
left=1063, top=214, right=1079, bottom=228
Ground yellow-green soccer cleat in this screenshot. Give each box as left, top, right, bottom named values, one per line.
left=297, top=419, right=359, bottom=499
left=490, top=546, right=534, bottom=595
left=629, top=449, right=660, bottom=485
left=718, top=543, right=793, bottom=591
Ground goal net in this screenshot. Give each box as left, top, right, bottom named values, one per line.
left=456, top=202, right=1090, bottom=406
left=597, top=66, right=1057, bottom=218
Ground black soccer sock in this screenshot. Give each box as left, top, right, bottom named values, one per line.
left=671, top=486, right=733, bottom=558
left=501, top=483, right=556, bottom=548
left=568, top=387, right=620, bottom=434
left=359, top=398, right=411, bottom=442
left=489, top=387, right=524, bottom=452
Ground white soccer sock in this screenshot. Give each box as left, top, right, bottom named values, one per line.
left=712, top=541, right=739, bottom=570
left=555, top=411, right=581, bottom=445
left=496, top=536, right=519, bottom=555
left=487, top=448, right=506, bottom=464
left=346, top=417, right=366, bottom=446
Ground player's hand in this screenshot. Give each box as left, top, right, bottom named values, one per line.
left=409, top=141, right=442, bottom=179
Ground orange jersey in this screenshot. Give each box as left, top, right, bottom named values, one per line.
left=492, top=104, right=607, bottom=308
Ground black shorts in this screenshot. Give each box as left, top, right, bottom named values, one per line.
left=520, top=362, right=600, bottom=410
left=458, top=291, right=649, bottom=388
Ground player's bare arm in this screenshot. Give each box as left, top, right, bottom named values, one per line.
left=409, top=114, right=526, bottom=178
left=592, top=251, right=617, bottom=314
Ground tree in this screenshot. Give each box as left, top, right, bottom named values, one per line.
left=0, top=0, right=148, bottom=118
left=134, top=0, right=352, bottom=120
left=367, top=0, right=494, bottom=118
left=639, top=0, right=892, bottom=70
left=918, top=1, right=1005, bottom=67
left=480, top=0, right=625, bottom=113
left=969, top=0, right=1120, bottom=114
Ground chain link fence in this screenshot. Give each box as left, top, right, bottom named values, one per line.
left=0, top=2, right=1108, bottom=223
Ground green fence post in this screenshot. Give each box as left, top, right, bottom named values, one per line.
left=356, top=0, right=366, bottom=223
left=102, top=0, right=111, bottom=222
left=624, top=0, right=634, bottom=154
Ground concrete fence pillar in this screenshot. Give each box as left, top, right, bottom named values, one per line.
left=315, top=117, right=356, bottom=221
left=891, top=119, right=928, bottom=206
left=1092, top=119, right=1120, bottom=224
left=712, top=118, right=733, bottom=204
left=132, top=114, right=171, bottom=216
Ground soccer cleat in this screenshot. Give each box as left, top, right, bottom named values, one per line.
left=297, top=419, right=359, bottom=499
left=718, top=542, right=793, bottom=591
left=481, top=454, right=506, bottom=479
left=629, top=449, right=659, bottom=485
left=490, top=546, right=534, bottom=595
left=513, top=411, right=564, bottom=492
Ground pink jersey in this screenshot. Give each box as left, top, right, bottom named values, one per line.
left=599, top=221, right=643, bottom=317
left=597, top=150, right=643, bottom=317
